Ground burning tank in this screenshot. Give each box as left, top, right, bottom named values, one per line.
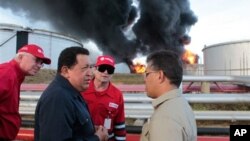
left=182, top=49, right=203, bottom=75
left=124, top=48, right=202, bottom=75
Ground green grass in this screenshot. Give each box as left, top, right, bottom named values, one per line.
left=191, top=103, right=250, bottom=111
left=24, top=69, right=56, bottom=84
left=24, top=69, right=144, bottom=84
left=111, top=73, right=144, bottom=84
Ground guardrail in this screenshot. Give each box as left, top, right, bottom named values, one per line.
left=20, top=92, right=250, bottom=121
left=21, top=83, right=250, bottom=94
left=20, top=75, right=250, bottom=91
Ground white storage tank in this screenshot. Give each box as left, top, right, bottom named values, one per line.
left=202, top=40, right=250, bottom=76
left=0, top=23, right=83, bottom=69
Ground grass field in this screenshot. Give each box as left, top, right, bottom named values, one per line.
left=24, top=69, right=145, bottom=84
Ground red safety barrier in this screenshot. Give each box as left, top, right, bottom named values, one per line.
left=21, top=83, right=250, bottom=93
left=127, top=134, right=229, bottom=141
left=17, top=128, right=229, bottom=141
left=16, top=128, right=34, bottom=141
left=21, top=84, right=146, bottom=92
left=198, top=136, right=229, bottom=141
left=114, top=84, right=145, bottom=92
left=21, top=84, right=48, bottom=91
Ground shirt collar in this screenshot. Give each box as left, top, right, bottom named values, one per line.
left=86, top=79, right=114, bottom=97
left=152, top=89, right=182, bottom=109
left=55, top=74, right=82, bottom=99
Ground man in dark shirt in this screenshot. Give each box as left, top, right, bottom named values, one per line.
left=34, top=47, right=108, bottom=141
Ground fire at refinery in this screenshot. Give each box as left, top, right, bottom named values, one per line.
left=182, top=49, right=199, bottom=64
left=129, top=49, right=200, bottom=74
left=132, top=63, right=146, bottom=74
left=126, top=58, right=146, bottom=74
left=182, top=49, right=203, bottom=75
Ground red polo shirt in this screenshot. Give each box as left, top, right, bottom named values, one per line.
left=0, top=60, right=25, bottom=140
left=82, top=80, right=126, bottom=141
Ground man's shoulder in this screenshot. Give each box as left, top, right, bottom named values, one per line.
left=39, top=85, right=76, bottom=110
left=109, top=83, right=121, bottom=91
left=42, top=80, right=69, bottom=97
left=108, top=83, right=123, bottom=95
left=0, top=62, right=13, bottom=72
left=0, top=63, right=16, bottom=81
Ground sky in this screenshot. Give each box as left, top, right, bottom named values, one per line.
left=188, top=0, right=250, bottom=63
left=1, top=0, right=250, bottom=64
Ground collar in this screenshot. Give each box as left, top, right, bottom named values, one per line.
left=10, top=59, right=25, bottom=84
left=55, top=74, right=82, bottom=99
left=86, top=79, right=114, bottom=97
left=152, top=89, right=182, bottom=109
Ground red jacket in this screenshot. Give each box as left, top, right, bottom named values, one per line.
left=0, top=60, right=25, bottom=140
left=82, top=80, right=126, bottom=141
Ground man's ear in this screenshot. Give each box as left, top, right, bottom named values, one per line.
left=159, top=70, right=165, bottom=83
left=61, top=66, right=70, bottom=78
left=15, top=54, right=24, bottom=63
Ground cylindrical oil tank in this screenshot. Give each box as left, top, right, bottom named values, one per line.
left=0, top=23, right=83, bottom=69
left=202, top=40, right=250, bottom=76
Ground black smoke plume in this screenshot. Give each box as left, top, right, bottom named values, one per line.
left=0, top=0, right=197, bottom=69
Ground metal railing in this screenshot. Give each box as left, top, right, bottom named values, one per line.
left=20, top=75, right=250, bottom=91
left=20, top=91, right=250, bottom=121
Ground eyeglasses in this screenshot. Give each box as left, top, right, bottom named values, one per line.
left=97, top=65, right=115, bottom=74
left=24, top=53, right=44, bottom=67
left=144, top=71, right=158, bottom=77
left=35, top=58, right=44, bottom=66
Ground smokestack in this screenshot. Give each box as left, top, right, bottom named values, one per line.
left=1, top=0, right=197, bottom=70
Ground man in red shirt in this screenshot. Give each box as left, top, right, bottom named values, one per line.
left=82, top=55, right=126, bottom=141
left=0, top=44, right=51, bottom=140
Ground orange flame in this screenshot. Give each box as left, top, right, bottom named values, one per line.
left=133, top=63, right=146, bottom=74
left=182, top=49, right=199, bottom=64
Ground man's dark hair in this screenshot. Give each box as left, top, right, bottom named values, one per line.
left=146, top=50, right=183, bottom=87
left=57, top=46, right=89, bottom=73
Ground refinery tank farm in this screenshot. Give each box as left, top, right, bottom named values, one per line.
left=1, top=23, right=250, bottom=141
left=203, top=40, right=250, bottom=75
left=0, top=23, right=83, bottom=69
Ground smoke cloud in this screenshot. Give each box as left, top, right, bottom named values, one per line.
left=0, top=0, right=197, bottom=65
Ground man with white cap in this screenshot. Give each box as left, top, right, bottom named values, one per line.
left=0, top=44, right=51, bottom=140
left=82, top=55, right=126, bottom=141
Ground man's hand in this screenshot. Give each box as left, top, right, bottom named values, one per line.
left=95, top=125, right=109, bottom=141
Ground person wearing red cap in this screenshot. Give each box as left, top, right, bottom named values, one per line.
left=0, top=44, right=51, bottom=140
left=82, top=55, right=126, bottom=141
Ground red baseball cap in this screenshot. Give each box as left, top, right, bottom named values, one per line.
left=95, top=55, right=115, bottom=68
left=18, top=44, right=51, bottom=64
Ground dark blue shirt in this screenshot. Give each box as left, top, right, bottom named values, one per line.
left=34, top=74, right=99, bottom=141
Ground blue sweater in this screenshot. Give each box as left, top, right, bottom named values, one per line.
left=34, top=74, right=99, bottom=141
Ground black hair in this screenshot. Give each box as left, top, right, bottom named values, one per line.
left=146, top=50, right=183, bottom=87
left=57, top=46, right=89, bottom=73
